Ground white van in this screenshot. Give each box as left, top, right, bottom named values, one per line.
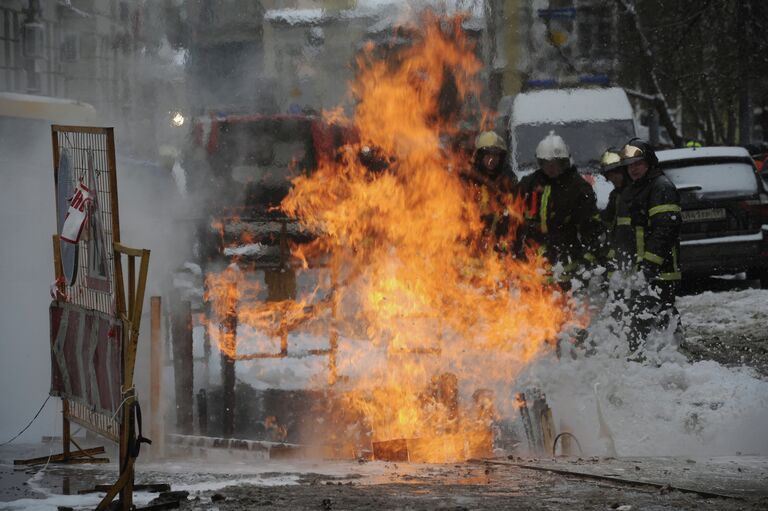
left=506, top=87, right=638, bottom=175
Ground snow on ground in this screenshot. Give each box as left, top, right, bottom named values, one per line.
left=4, top=284, right=765, bottom=508
left=515, top=287, right=768, bottom=459
left=678, top=287, right=768, bottom=375
left=0, top=492, right=156, bottom=511
left=3, top=452, right=766, bottom=510
left=678, top=288, right=768, bottom=346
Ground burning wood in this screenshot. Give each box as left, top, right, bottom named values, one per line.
left=372, top=430, right=493, bottom=463
left=517, top=389, right=556, bottom=456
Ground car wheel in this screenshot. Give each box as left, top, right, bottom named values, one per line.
left=747, top=269, right=768, bottom=289
left=680, top=274, right=707, bottom=295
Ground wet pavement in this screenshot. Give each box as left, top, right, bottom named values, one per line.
left=2, top=442, right=768, bottom=510
left=2, top=286, right=767, bottom=509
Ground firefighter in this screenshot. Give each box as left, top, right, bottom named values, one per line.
left=599, top=149, right=633, bottom=272
left=472, top=130, right=515, bottom=187
left=616, top=139, right=682, bottom=353
left=463, top=131, right=517, bottom=252
left=517, top=131, right=602, bottom=283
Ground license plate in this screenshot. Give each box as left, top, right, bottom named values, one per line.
left=681, top=208, right=726, bottom=222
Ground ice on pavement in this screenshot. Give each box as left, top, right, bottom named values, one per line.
left=0, top=493, right=156, bottom=511
left=0, top=467, right=156, bottom=511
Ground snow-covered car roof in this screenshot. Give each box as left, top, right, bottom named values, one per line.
left=656, top=146, right=753, bottom=164
left=511, top=87, right=633, bottom=124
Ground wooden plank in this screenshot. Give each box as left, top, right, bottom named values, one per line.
left=14, top=446, right=106, bottom=466
left=51, top=127, right=60, bottom=186
left=540, top=407, right=556, bottom=457
left=372, top=438, right=409, bottom=462
left=150, top=296, right=162, bottom=455
left=113, top=242, right=144, bottom=258
left=118, top=386, right=135, bottom=510
left=52, top=235, right=64, bottom=284
left=114, top=248, right=127, bottom=318
left=105, top=127, right=120, bottom=243
left=96, top=456, right=136, bottom=511
left=171, top=299, right=194, bottom=435
left=51, top=125, right=111, bottom=135
left=132, top=250, right=150, bottom=332
left=125, top=250, right=150, bottom=390
left=516, top=393, right=536, bottom=453
left=79, top=483, right=170, bottom=495
left=62, top=399, right=71, bottom=461
left=128, top=255, right=136, bottom=317
left=65, top=404, right=120, bottom=443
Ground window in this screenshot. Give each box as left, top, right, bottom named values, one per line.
left=513, top=120, right=637, bottom=171
left=119, top=2, right=130, bottom=22
left=663, top=162, right=759, bottom=197
left=61, top=33, right=79, bottom=62
left=22, top=22, right=44, bottom=59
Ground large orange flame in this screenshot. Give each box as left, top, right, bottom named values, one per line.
left=204, top=13, right=576, bottom=462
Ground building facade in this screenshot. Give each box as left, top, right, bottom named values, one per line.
left=0, top=0, right=185, bottom=159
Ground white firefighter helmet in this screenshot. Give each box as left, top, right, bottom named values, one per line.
left=535, top=130, right=570, bottom=161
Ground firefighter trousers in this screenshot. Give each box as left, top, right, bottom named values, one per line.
left=627, top=279, right=680, bottom=353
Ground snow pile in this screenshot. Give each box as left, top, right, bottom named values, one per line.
left=264, top=8, right=324, bottom=26
left=223, top=243, right=272, bottom=257
left=518, top=352, right=768, bottom=457
left=678, top=288, right=768, bottom=343
left=515, top=287, right=768, bottom=457
left=0, top=462, right=302, bottom=511
left=0, top=493, right=156, bottom=511
left=0, top=468, right=156, bottom=511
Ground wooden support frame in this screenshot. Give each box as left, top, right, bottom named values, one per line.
left=95, top=242, right=150, bottom=511
left=48, top=124, right=152, bottom=511
left=14, top=446, right=108, bottom=466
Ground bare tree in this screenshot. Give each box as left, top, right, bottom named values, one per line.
left=616, top=0, right=768, bottom=146
left=616, top=0, right=682, bottom=146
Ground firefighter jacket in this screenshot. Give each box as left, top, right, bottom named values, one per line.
left=517, top=166, right=602, bottom=268
left=461, top=169, right=518, bottom=252
left=601, top=186, right=634, bottom=270
left=616, top=168, right=682, bottom=281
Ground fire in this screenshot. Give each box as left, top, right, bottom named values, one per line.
left=203, top=13, right=576, bottom=461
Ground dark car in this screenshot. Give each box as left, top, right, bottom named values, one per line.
left=656, top=147, right=768, bottom=287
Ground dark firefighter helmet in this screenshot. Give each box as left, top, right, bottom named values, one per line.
left=619, top=139, right=658, bottom=168
left=599, top=149, right=623, bottom=174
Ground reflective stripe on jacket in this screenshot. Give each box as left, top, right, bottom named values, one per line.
left=518, top=166, right=602, bottom=267
left=617, top=169, right=682, bottom=281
